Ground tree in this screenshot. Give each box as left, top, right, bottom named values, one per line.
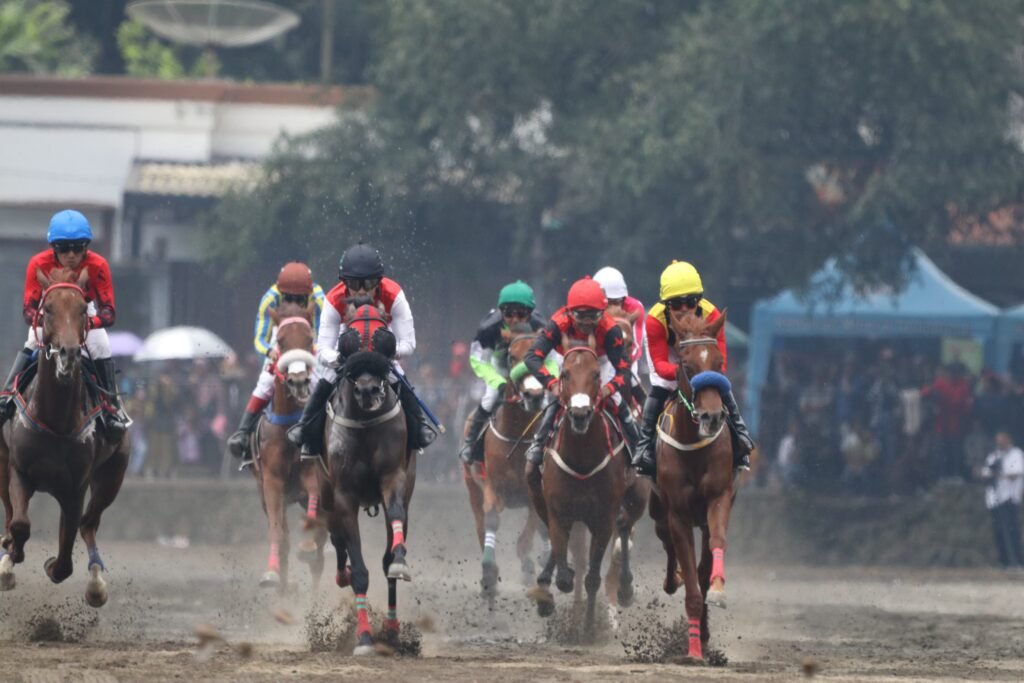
left=206, top=0, right=1024, bottom=317
left=0, top=0, right=96, bottom=75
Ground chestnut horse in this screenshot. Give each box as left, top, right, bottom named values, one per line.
left=526, top=343, right=641, bottom=636
left=324, top=340, right=414, bottom=656
left=464, top=327, right=548, bottom=594
left=648, top=311, right=736, bottom=662
left=0, top=268, right=129, bottom=607
left=250, top=301, right=329, bottom=593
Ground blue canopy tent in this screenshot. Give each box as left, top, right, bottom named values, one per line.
left=746, top=249, right=999, bottom=434
left=994, top=303, right=1024, bottom=374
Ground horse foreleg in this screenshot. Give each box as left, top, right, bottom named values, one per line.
left=549, top=515, right=575, bottom=595
left=384, top=578, right=400, bottom=640
left=329, top=531, right=351, bottom=588
left=698, top=527, right=712, bottom=646
left=464, top=464, right=486, bottom=551
left=0, top=441, right=11, bottom=543
left=705, top=490, right=734, bottom=609
left=480, top=484, right=500, bottom=593
left=584, top=517, right=613, bottom=640
left=516, top=504, right=540, bottom=584
left=45, top=487, right=85, bottom=584
left=381, top=470, right=411, bottom=582
left=298, top=460, right=323, bottom=565
left=6, top=468, right=33, bottom=566
left=668, top=513, right=704, bottom=661
left=337, top=504, right=374, bottom=656
left=80, top=444, right=127, bottom=608
left=650, top=491, right=680, bottom=595
left=309, top=524, right=328, bottom=594
left=260, top=471, right=288, bottom=593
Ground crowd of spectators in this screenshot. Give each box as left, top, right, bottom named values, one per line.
left=756, top=344, right=1024, bottom=496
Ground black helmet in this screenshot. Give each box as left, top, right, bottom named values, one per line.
left=338, top=243, right=384, bottom=280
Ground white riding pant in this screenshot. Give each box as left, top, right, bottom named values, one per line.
left=25, top=326, right=111, bottom=360
left=252, top=357, right=275, bottom=400
left=480, top=383, right=501, bottom=412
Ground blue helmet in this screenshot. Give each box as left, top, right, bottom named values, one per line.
left=47, top=210, right=93, bottom=244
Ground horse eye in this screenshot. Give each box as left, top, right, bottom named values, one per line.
left=592, top=372, right=600, bottom=381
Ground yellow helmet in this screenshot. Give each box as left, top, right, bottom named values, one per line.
left=659, top=260, right=704, bottom=301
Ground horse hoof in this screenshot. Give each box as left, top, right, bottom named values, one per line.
left=259, top=571, right=281, bottom=589
left=85, top=565, right=108, bottom=608
left=0, top=554, right=15, bottom=591
left=555, top=570, right=575, bottom=594
left=387, top=560, right=412, bottom=582
left=336, top=567, right=352, bottom=588
left=353, top=633, right=376, bottom=657
left=706, top=587, right=727, bottom=609
left=617, top=583, right=635, bottom=608
left=297, top=540, right=318, bottom=564
left=43, top=556, right=69, bottom=584
left=526, top=585, right=554, bottom=617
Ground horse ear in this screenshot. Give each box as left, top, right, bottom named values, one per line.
left=706, top=309, right=727, bottom=338
left=36, top=268, right=52, bottom=288
left=76, top=268, right=89, bottom=289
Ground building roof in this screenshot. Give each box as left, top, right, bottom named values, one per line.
left=0, top=74, right=371, bottom=107
left=126, top=161, right=261, bottom=198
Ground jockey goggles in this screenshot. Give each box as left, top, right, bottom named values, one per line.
left=281, top=293, right=309, bottom=306
left=499, top=304, right=531, bottom=319
left=570, top=308, right=602, bottom=323
left=666, top=294, right=702, bottom=310
left=53, top=240, right=89, bottom=254
left=344, top=277, right=381, bottom=292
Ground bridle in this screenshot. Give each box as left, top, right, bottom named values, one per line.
left=32, top=283, right=89, bottom=351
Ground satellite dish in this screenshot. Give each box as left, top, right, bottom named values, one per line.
left=126, top=0, right=300, bottom=48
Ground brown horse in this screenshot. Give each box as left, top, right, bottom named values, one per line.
left=464, top=327, right=548, bottom=594
left=648, top=311, right=735, bottom=662
left=526, top=344, right=636, bottom=636
left=325, top=339, right=414, bottom=656
left=0, top=268, right=129, bottom=607
left=250, top=301, right=329, bottom=593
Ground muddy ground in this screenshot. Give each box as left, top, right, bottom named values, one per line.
left=0, top=483, right=1022, bottom=682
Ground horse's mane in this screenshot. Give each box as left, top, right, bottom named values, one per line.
left=342, top=350, right=392, bottom=381
left=672, top=314, right=709, bottom=339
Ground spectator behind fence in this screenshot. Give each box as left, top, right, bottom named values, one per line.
left=976, top=431, right=1024, bottom=569
left=922, top=364, right=973, bottom=480
left=146, top=367, right=182, bottom=479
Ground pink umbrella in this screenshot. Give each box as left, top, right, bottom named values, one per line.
left=108, top=331, right=144, bottom=357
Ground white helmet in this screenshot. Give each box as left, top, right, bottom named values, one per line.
left=593, top=266, right=628, bottom=299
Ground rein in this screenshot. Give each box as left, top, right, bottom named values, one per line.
left=661, top=333, right=728, bottom=452
left=546, top=409, right=625, bottom=480
left=12, top=384, right=100, bottom=440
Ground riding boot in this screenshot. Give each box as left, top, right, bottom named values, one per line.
left=632, top=392, right=667, bottom=479
left=0, top=348, right=33, bottom=424
left=460, top=404, right=492, bottom=465
left=723, top=389, right=754, bottom=472
left=398, top=381, right=437, bottom=450
left=227, top=398, right=267, bottom=466
left=95, top=358, right=127, bottom=441
left=616, top=398, right=640, bottom=456
left=524, top=402, right=558, bottom=483
left=287, top=378, right=334, bottom=456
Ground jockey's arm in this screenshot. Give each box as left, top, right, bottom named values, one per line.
left=22, top=258, right=42, bottom=326
left=84, top=256, right=117, bottom=329
left=645, top=315, right=678, bottom=382
left=469, top=339, right=507, bottom=390
left=524, top=321, right=561, bottom=391
left=602, top=324, right=630, bottom=399
left=311, top=284, right=326, bottom=341
left=316, top=302, right=343, bottom=367
left=389, top=290, right=416, bottom=359
left=252, top=286, right=277, bottom=356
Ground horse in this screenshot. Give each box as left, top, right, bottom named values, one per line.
left=249, top=300, right=329, bottom=594
left=0, top=267, right=129, bottom=607
left=323, top=302, right=415, bottom=656
left=647, top=310, right=736, bottom=663
left=463, top=325, right=548, bottom=594
left=526, top=343, right=638, bottom=637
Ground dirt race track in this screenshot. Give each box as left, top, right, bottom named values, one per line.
left=0, top=483, right=1022, bottom=682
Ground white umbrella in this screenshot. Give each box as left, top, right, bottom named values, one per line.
left=134, top=326, right=234, bottom=361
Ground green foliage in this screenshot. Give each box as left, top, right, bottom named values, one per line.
left=0, top=0, right=96, bottom=75
left=116, top=18, right=185, bottom=79
left=206, top=0, right=1024, bottom=305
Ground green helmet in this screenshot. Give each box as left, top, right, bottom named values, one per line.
left=497, top=280, right=535, bottom=309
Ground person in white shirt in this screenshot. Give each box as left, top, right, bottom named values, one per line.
left=978, top=431, right=1024, bottom=568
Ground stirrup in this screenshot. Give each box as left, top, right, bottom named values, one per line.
left=238, top=458, right=254, bottom=471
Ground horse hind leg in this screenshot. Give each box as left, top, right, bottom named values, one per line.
left=698, top=527, right=712, bottom=646
left=79, top=446, right=127, bottom=607
left=7, top=468, right=34, bottom=566
left=480, top=493, right=500, bottom=594
left=516, top=504, right=540, bottom=584
left=584, top=520, right=613, bottom=641
left=297, top=461, right=323, bottom=564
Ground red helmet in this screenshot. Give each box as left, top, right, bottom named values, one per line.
left=277, top=262, right=314, bottom=295
left=566, top=276, right=608, bottom=311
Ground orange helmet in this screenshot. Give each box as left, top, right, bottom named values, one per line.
left=566, top=276, right=608, bottom=311
left=277, top=262, right=313, bottom=295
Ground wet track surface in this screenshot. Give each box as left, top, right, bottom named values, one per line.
left=1, top=483, right=1022, bottom=682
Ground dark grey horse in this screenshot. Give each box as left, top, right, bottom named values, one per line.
left=324, top=349, right=415, bottom=656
